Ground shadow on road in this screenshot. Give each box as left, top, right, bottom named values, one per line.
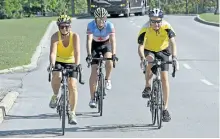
left=0, top=123, right=158, bottom=137
left=4, top=112, right=101, bottom=120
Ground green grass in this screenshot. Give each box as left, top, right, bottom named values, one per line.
left=199, top=13, right=219, bottom=23
left=0, top=17, right=57, bottom=70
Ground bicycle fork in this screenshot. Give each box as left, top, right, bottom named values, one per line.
left=57, top=84, right=71, bottom=119
left=147, top=79, right=158, bottom=109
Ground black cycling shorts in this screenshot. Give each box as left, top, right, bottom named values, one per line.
left=91, top=39, right=112, bottom=65
left=53, top=61, right=78, bottom=78
left=144, top=47, right=171, bottom=71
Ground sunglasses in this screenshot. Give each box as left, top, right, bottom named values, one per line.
left=150, top=20, right=162, bottom=24
left=59, top=25, right=70, bottom=29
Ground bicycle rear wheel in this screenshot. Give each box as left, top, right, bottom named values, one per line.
left=156, top=80, right=163, bottom=129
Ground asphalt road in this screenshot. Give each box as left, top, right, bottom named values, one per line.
left=0, top=15, right=219, bottom=138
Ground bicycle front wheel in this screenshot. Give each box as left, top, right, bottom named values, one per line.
left=61, top=86, right=67, bottom=135
left=156, top=80, right=163, bottom=129
left=98, top=74, right=104, bottom=116
left=151, top=80, right=157, bottom=125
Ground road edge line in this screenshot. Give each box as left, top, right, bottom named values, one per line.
left=194, top=15, right=219, bottom=27
left=0, top=92, right=19, bottom=124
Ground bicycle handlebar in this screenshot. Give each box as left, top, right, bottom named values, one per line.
left=87, top=57, right=118, bottom=68
left=143, top=60, right=176, bottom=78
left=48, top=64, right=85, bottom=85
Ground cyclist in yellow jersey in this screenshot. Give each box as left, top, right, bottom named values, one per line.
left=48, top=15, right=80, bottom=125
left=137, top=8, right=179, bottom=122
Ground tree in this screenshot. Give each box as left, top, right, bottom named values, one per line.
left=214, top=0, right=219, bottom=14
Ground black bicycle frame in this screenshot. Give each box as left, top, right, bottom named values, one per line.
left=144, top=58, right=176, bottom=129
left=48, top=63, right=84, bottom=135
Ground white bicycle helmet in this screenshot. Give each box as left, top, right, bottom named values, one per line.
left=94, top=7, right=108, bottom=18
left=149, top=8, right=164, bottom=18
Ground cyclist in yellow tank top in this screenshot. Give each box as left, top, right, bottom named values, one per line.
left=137, top=8, right=179, bottom=123
left=48, top=15, right=80, bottom=125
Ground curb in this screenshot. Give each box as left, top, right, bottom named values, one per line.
left=194, top=15, right=219, bottom=27
left=0, top=21, right=56, bottom=74
left=0, top=92, right=19, bottom=124
left=166, top=14, right=197, bottom=16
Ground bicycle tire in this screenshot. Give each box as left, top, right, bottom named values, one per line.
left=156, top=80, right=163, bottom=129
left=99, top=74, right=104, bottom=116
left=96, top=79, right=101, bottom=113
left=61, top=85, right=67, bottom=135
left=151, top=80, right=157, bottom=125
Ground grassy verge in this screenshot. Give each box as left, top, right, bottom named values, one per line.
left=0, top=17, right=57, bottom=70
left=199, top=13, right=219, bottom=23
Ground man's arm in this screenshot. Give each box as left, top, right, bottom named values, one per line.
left=86, top=23, right=93, bottom=55
left=138, top=44, right=145, bottom=60
left=109, top=33, right=116, bottom=55
left=165, top=22, right=177, bottom=58
left=49, top=33, right=58, bottom=66
left=165, top=25, right=177, bottom=58
left=170, top=37, right=177, bottom=57
left=86, top=34, right=93, bottom=55
left=108, top=23, right=116, bottom=55
left=137, top=28, right=146, bottom=60
left=73, top=33, right=80, bottom=65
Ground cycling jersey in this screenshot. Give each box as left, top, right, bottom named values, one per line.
left=56, top=31, right=75, bottom=63
left=86, top=20, right=115, bottom=42
left=137, top=20, right=176, bottom=52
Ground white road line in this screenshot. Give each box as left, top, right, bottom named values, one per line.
left=183, top=64, right=191, bottom=69
left=137, top=25, right=141, bottom=28
left=132, top=23, right=135, bottom=25
left=200, top=79, right=214, bottom=86
left=130, top=20, right=133, bottom=22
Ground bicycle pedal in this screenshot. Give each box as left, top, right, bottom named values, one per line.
left=147, top=101, right=150, bottom=107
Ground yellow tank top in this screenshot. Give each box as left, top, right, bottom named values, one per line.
left=56, top=31, right=75, bottom=63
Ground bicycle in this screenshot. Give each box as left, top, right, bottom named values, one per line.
left=143, top=57, right=176, bottom=129
left=48, top=63, right=85, bottom=135
left=87, top=52, right=118, bottom=116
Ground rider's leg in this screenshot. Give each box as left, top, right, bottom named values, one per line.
left=67, top=70, right=78, bottom=124
left=161, top=71, right=169, bottom=110
left=89, top=43, right=99, bottom=108
left=49, top=70, right=61, bottom=108
left=158, top=51, right=171, bottom=122
left=89, top=62, right=98, bottom=108
left=142, top=50, right=154, bottom=98
left=103, top=44, right=113, bottom=90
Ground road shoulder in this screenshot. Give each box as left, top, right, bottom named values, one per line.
left=194, top=14, right=219, bottom=27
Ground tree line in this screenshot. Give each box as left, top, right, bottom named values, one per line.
left=0, top=0, right=87, bottom=19
left=148, top=0, right=219, bottom=14
left=0, top=0, right=218, bottom=19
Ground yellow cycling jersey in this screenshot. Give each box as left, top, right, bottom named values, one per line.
left=56, top=31, right=75, bottom=63
left=137, top=20, right=176, bottom=52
